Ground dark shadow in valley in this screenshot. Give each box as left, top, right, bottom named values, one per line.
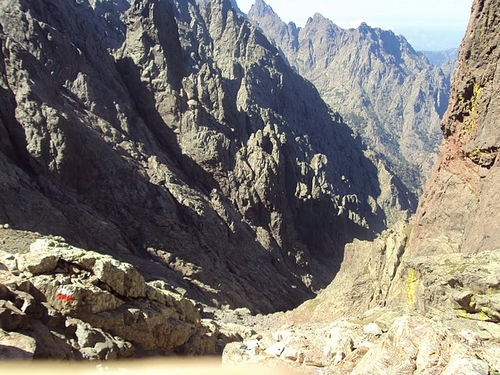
left=0, top=0, right=399, bottom=317
left=234, top=46, right=389, bottom=291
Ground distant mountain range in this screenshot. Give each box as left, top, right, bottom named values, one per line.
left=247, top=0, right=453, bottom=197
left=421, top=48, right=459, bottom=77
left=421, top=48, right=459, bottom=66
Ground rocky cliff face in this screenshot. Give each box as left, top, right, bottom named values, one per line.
left=223, top=0, right=500, bottom=372
left=247, top=0, right=450, bottom=196
left=287, top=0, right=500, bottom=330
left=0, top=0, right=413, bottom=315
left=408, top=0, right=500, bottom=257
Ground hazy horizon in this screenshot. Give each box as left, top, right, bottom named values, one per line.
left=237, top=0, right=473, bottom=51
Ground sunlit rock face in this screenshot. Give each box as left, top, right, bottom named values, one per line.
left=236, top=1, right=499, bottom=372
left=407, top=0, right=500, bottom=257
left=248, top=0, right=451, bottom=197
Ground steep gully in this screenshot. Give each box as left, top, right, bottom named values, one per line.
left=2, top=0, right=499, bottom=369
left=0, top=0, right=410, bottom=316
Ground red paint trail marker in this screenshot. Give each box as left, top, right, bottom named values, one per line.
left=56, top=287, right=75, bottom=303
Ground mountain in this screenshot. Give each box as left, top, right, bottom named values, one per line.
left=422, top=48, right=459, bottom=77
left=296, top=0, right=500, bottom=336
left=1, top=0, right=499, bottom=368
left=422, top=48, right=459, bottom=67
left=224, top=0, right=500, bottom=372
left=278, top=0, right=500, bottom=331
left=247, top=0, right=451, bottom=197
left=0, top=0, right=415, bottom=318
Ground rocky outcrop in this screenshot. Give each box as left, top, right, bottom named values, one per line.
left=0, top=0, right=414, bottom=314
left=393, top=250, right=500, bottom=322
left=0, top=231, right=220, bottom=359
left=223, top=319, right=374, bottom=373
left=407, top=0, right=500, bottom=257
left=292, top=221, right=411, bottom=322
left=247, top=0, right=450, bottom=196
left=295, top=223, right=500, bottom=328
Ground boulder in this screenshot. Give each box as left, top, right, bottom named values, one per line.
left=0, top=329, right=36, bottom=360
left=363, top=322, right=383, bottom=336
left=92, top=258, right=146, bottom=299
left=17, top=249, right=59, bottom=276
left=0, top=300, right=29, bottom=331
left=263, top=341, right=285, bottom=357
left=0, top=236, right=218, bottom=358
left=67, top=318, right=134, bottom=359
left=349, top=315, right=487, bottom=375
left=223, top=321, right=367, bottom=373
left=0, top=251, right=17, bottom=273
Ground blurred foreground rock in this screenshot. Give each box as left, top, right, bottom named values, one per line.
left=223, top=310, right=499, bottom=374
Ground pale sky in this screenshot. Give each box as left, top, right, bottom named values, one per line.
left=236, top=0, right=474, bottom=51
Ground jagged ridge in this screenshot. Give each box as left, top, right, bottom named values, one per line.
left=0, top=0, right=412, bottom=314
left=247, top=0, right=450, bottom=196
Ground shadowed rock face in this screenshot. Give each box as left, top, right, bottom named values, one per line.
left=0, top=0, right=413, bottom=313
left=247, top=0, right=450, bottom=197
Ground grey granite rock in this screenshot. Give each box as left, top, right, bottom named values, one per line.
left=0, top=0, right=411, bottom=313
left=248, top=0, right=449, bottom=198
left=0, top=236, right=216, bottom=358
